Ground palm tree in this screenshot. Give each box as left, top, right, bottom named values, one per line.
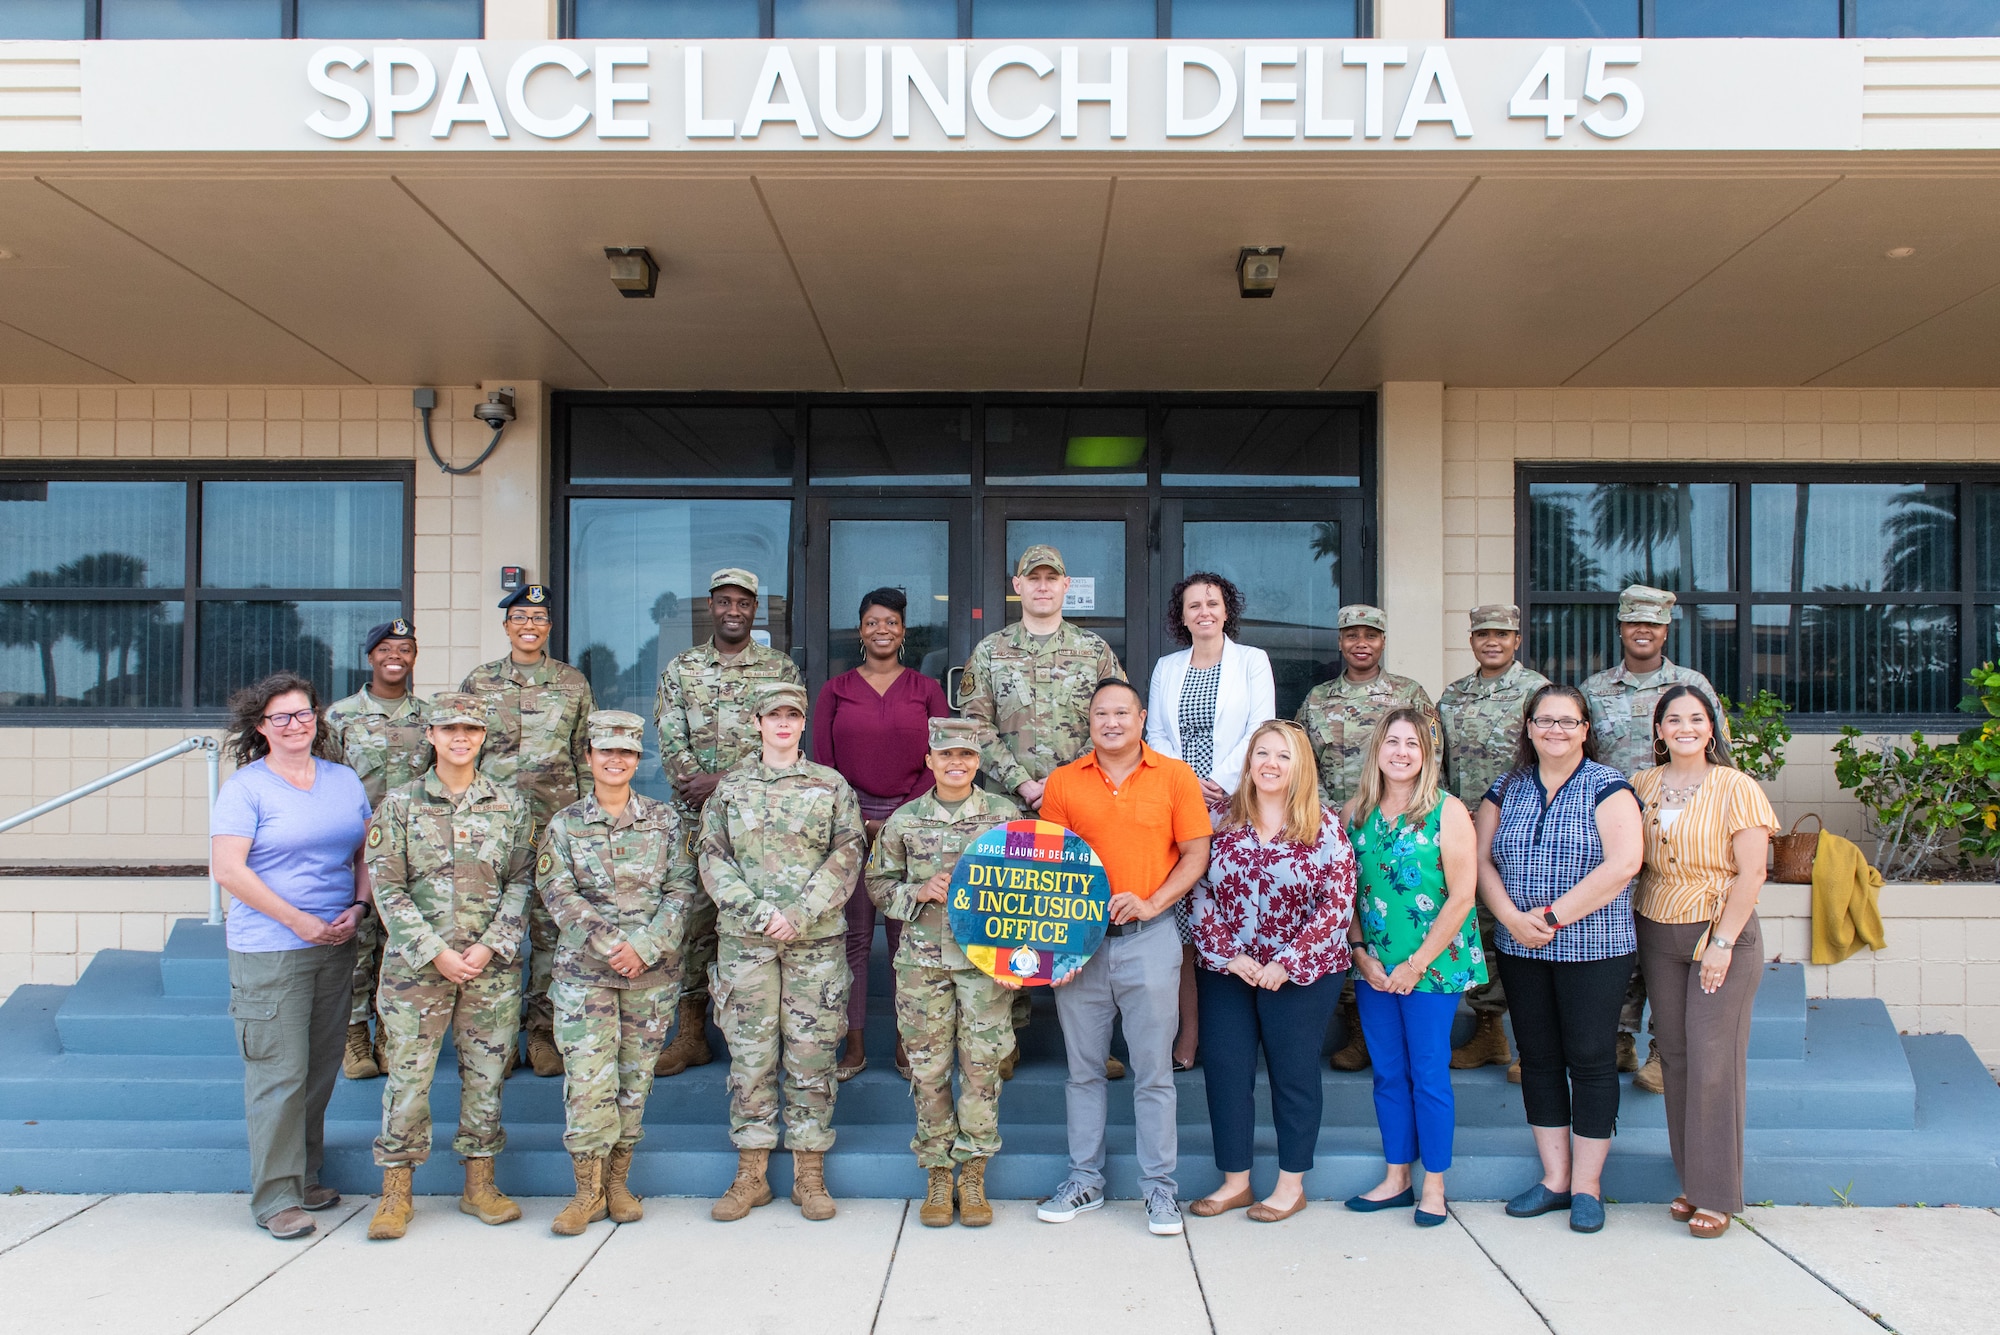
left=1308, top=522, right=1341, bottom=593
left=1589, top=483, right=1694, bottom=590
left=0, top=572, right=65, bottom=705
left=1529, top=494, right=1606, bottom=591
left=53, top=553, right=152, bottom=704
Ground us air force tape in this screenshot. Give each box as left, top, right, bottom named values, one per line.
left=948, top=819, right=1110, bottom=987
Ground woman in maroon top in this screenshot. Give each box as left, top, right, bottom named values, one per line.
left=1188, top=719, right=1357, bottom=1223
left=814, top=586, right=951, bottom=1080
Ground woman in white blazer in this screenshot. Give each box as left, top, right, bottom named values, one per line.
left=1146, top=572, right=1276, bottom=1068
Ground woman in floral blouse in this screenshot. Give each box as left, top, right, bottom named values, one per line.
left=1186, top=720, right=1356, bottom=1224
left=1343, top=708, right=1483, bottom=1227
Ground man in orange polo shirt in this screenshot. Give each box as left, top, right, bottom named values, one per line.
left=1034, top=679, right=1212, bottom=1237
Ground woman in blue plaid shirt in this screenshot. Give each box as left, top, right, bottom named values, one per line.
left=1474, top=683, right=1643, bottom=1236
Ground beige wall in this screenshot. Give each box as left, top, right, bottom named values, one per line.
left=0, top=383, right=538, bottom=859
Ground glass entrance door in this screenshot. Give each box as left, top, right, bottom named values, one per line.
left=805, top=498, right=974, bottom=702
left=982, top=498, right=1150, bottom=680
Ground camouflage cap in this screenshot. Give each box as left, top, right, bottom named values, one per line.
left=752, top=682, right=809, bottom=717
left=709, top=567, right=759, bottom=596
left=928, top=717, right=988, bottom=752
left=1617, top=584, right=1677, bottom=624
left=1469, top=603, right=1522, bottom=633
left=586, top=709, right=646, bottom=752
left=1015, top=544, right=1066, bottom=577
left=1337, top=604, right=1387, bottom=632
left=426, top=692, right=487, bottom=728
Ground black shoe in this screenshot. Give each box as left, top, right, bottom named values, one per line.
left=1506, top=1183, right=1574, bottom=1218
left=1344, top=1187, right=1415, bottom=1212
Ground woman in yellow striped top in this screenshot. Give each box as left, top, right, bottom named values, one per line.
left=1631, top=684, right=1776, bottom=1240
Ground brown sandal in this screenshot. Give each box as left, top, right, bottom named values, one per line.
left=1189, top=1186, right=1254, bottom=1218
left=1688, top=1209, right=1731, bottom=1238
left=1669, top=1195, right=1694, bottom=1222
left=1248, top=1195, right=1308, bottom=1223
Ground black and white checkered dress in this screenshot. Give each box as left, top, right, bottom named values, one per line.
left=1173, top=662, right=1223, bottom=943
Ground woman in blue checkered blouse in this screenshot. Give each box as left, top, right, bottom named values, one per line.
left=1473, top=683, right=1644, bottom=1236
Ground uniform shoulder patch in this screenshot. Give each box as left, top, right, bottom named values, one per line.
left=537, top=850, right=554, bottom=876
left=367, top=825, right=383, bottom=848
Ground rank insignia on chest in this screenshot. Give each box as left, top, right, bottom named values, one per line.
left=454, top=826, right=471, bottom=845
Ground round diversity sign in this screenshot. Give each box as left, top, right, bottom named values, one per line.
left=949, top=819, right=1111, bottom=987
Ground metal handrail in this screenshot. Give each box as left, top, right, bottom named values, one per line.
left=0, top=736, right=225, bottom=925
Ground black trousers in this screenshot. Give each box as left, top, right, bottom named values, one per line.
left=1195, top=967, right=1342, bottom=1173
left=1496, top=950, right=1636, bottom=1141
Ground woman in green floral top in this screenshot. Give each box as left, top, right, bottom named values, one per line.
left=1342, top=708, right=1483, bottom=1227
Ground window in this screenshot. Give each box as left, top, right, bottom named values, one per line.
left=567, top=0, right=1373, bottom=37
left=777, top=0, right=958, bottom=37
left=4, top=0, right=482, bottom=38
left=1452, top=0, right=1640, bottom=37
left=0, top=468, right=409, bottom=719
left=1522, top=467, right=2000, bottom=723
left=1858, top=0, right=2000, bottom=36
left=1161, top=405, right=1364, bottom=488
left=1451, top=0, right=2000, bottom=36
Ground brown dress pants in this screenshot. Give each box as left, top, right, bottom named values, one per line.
left=1637, top=912, right=1762, bottom=1214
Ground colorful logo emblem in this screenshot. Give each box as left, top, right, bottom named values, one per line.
left=391, top=618, right=411, bottom=636
left=949, top=820, right=1110, bottom=987
left=526, top=586, right=546, bottom=604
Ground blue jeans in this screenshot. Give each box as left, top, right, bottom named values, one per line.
left=1354, top=981, right=1461, bottom=1174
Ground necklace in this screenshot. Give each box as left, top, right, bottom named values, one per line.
left=1658, top=771, right=1706, bottom=804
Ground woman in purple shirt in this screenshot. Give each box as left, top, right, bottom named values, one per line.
left=211, top=671, right=375, bottom=1241
left=814, top=587, right=950, bottom=1080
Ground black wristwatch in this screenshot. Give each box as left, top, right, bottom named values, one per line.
left=1542, top=906, right=1562, bottom=929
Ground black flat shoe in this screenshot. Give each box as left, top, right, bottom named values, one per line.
left=1344, top=1187, right=1415, bottom=1212
left=1414, top=1207, right=1448, bottom=1228
left=1505, top=1183, right=1574, bottom=1218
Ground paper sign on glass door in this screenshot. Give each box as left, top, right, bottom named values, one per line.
left=1064, top=577, right=1095, bottom=613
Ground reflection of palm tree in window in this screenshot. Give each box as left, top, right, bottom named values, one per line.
left=1529, top=496, right=1605, bottom=591
left=1309, top=522, right=1339, bottom=590
left=56, top=553, right=156, bottom=706
left=1882, top=488, right=1956, bottom=593
left=0, top=573, right=65, bottom=705
left=1589, top=484, right=1694, bottom=591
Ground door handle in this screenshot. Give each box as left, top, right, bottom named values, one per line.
left=946, top=665, right=967, bottom=712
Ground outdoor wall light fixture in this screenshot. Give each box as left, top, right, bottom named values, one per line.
left=1238, top=246, right=1283, bottom=298
left=605, top=246, right=660, bottom=298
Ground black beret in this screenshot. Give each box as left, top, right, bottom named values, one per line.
left=498, top=584, right=552, bottom=610
left=363, top=618, right=416, bottom=654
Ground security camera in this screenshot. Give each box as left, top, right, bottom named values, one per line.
left=474, top=388, right=516, bottom=428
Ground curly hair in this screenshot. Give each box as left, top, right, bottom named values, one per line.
left=224, top=671, right=331, bottom=766
left=1165, top=571, right=1244, bottom=647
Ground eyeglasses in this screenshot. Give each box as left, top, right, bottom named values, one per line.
left=1530, top=716, right=1586, bottom=732
left=262, top=707, right=317, bottom=728
left=505, top=613, right=551, bottom=626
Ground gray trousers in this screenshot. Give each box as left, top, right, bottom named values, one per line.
left=229, top=942, right=355, bottom=1225
left=1053, top=916, right=1180, bottom=1197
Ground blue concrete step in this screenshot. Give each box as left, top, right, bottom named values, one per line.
left=159, top=920, right=228, bottom=997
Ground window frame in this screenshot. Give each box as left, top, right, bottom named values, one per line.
left=59, top=1, right=485, bottom=39
left=1516, top=461, right=1998, bottom=733
left=560, top=0, right=1373, bottom=39
left=1448, top=0, right=1858, bottom=37
left=0, top=461, right=415, bottom=727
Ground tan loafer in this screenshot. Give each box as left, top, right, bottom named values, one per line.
left=1189, top=1186, right=1255, bottom=1218
left=1247, top=1195, right=1308, bottom=1223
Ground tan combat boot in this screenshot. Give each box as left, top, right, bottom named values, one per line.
left=655, top=997, right=714, bottom=1077
left=791, top=1150, right=837, bottom=1221
left=1450, top=1013, right=1513, bottom=1070
left=998, top=1038, right=1020, bottom=1082
left=711, top=1148, right=772, bottom=1222
left=1634, top=1046, right=1666, bottom=1094
left=459, top=1155, right=521, bottom=1225
left=551, top=1155, right=607, bottom=1236
left=343, top=1023, right=380, bottom=1080
left=604, top=1144, right=643, bottom=1223
left=957, top=1158, right=993, bottom=1228
left=368, top=1164, right=414, bottom=1239
left=1105, top=1056, right=1127, bottom=1080
left=918, top=1167, right=954, bottom=1227
left=1329, top=998, right=1370, bottom=1071
left=527, top=1026, right=564, bottom=1078
left=1616, top=1031, right=1640, bottom=1073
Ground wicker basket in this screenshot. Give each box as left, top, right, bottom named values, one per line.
left=1771, top=814, right=1823, bottom=885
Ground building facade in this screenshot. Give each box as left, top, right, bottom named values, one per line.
left=5, top=1, right=2000, bottom=1042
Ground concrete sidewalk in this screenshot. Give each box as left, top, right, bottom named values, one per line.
left=0, top=1193, right=1992, bottom=1334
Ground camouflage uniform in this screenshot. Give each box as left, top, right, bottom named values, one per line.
left=1295, top=671, right=1438, bottom=807
left=325, top=687, right=433, bottom=1029
left=653, top=635, right=802, bottom=1010
left=1438, top=608, right=1549, bottom=1021
left=866, top=755, right=1021, bottom=1168
left=1579, top=585, right=1728, bottom=1039
left=461, top=652, right=595, bottom=1038
left=365, top=750, right=534, bottom=1167
left=959, top=620, right=1124, bottom=799
left=698, top=695, right=868, bottom=1153
left=538, top=721, right=697, bottom=1158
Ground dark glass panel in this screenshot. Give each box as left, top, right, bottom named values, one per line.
left=1654, top=0, right=1837, bottom=35
left=99, top=0, right=283, bottom=37
left=1974, top=485, right=2000, bottom=592
left=810, top=406, right=972, bottom=486
left=568, top=498, right=794, bottom=801
left=1527, top=482, right=1733, bottom=594
left=0, top=481, right=185, bottom=589
left=1183, top=520, right=1343, bottom=717
left=1752, top=604, right=1956, bottom=715
left=0, top=601, right=182, bottom=710
left=1526, top=602, right=1738, bottom=701
left=573, top=0, right=760, bottom=36
left=972, top=0, right=1156, bottom=37
left=1003, top=519, right=1126, bottom=666
left=1162, top=406, right=1363, bottom=488
left=1172, top=0, right=1361, bottom=37
left=1858, top=1, right=2000, bottom=37
left=827, top=520, right=951, bottom=687
left=0, top=1, right=85, bottom=37
left=201, top=481, right=403, bottom=590
left=1750, top=482, right=1957, bottom=594
left=1450, top=0, right=1638, bottom=37
left=776, top=0, right=958, bottom=36
left=197, top=601, right=396, bottom=708
left=569, top=405, right=796, bottom=485
left=297, top=0, right=483, bottom=37
left=986, top=405, right=1147, bottom=487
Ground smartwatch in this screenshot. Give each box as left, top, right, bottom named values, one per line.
left=1541, top=907, right=1562, bottom=929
